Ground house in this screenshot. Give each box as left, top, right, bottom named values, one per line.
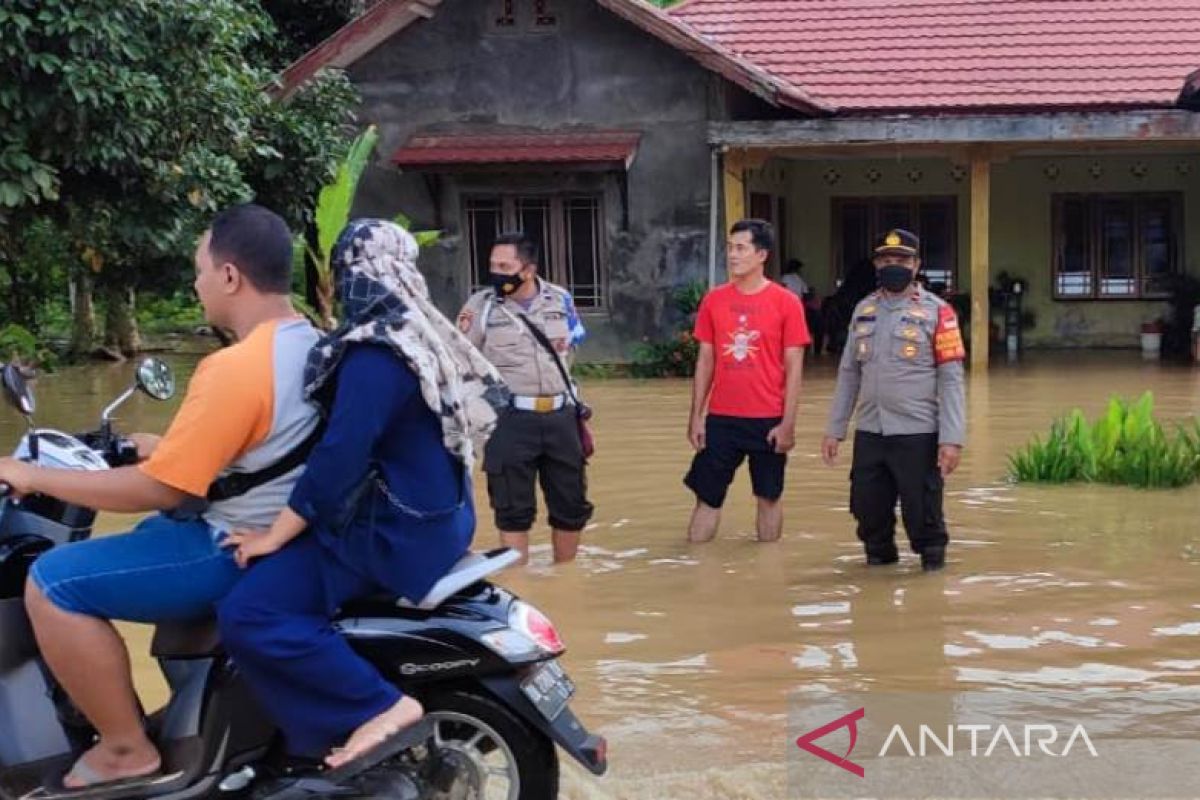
left=279, top=0, right=1200, bottom=366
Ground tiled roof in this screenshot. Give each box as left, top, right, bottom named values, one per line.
left=392, top=131, right=642, bottom=169
left=667, top=0, right=1200, bottom=112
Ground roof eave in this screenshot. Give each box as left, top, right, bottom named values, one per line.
left=595, top=0, right=833, bottom=116
left=272, top=0, right=443, bottom=101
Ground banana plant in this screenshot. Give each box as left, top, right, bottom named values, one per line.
left=296, top=125, right=442, bottom=329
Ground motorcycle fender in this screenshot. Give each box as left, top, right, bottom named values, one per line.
left=478, top=674, right=607, bottom=776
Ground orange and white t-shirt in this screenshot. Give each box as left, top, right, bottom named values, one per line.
left=140, top=318, right=319, bottom=530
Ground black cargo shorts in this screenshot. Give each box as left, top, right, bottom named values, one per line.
left=483, top=406, right=594, bottom=532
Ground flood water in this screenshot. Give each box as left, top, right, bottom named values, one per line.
left=4, top=349, right=1200, bottom=799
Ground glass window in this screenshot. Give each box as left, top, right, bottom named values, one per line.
left=464, top=193, right=606, bottom=307
left=1052, top=193, right=1179, bottom=300
left=832, top=196, right=958, bottom=290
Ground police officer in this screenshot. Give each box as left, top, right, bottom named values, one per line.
left=820, top=229, right=966, bottom=571
left=458, top=232, right=593, bottom=565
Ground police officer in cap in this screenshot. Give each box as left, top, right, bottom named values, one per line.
left=820, top=228, right=966, bottom=571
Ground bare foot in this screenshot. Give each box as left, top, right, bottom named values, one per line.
left=325, top=696, right=425, bottom=770
left=64, top=741, right=161, bottom=788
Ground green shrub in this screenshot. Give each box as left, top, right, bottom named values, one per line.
left=0, top=324, right=59, bottom=371
left=631, top=281, right=706, bottom=378
left=1009, top=392, right=1200, bottom=488
left=136, top=293, right=205, bottom=335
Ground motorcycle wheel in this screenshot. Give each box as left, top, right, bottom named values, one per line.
left=418, top=688, right=559, bottom=800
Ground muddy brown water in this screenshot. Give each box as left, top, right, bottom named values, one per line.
left=4, top=351, right=1200, bottom=798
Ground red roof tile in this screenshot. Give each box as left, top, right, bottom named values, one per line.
left=392, top=131, right=642, bottom=169
left=668, top=0, right=1200, bottom=112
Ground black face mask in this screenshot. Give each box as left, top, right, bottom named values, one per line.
left=877, top=265, right=914, bottom=293
left=489, top=271, right=526, bottom=297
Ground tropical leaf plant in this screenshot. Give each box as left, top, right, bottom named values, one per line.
left=298, top=126, right=442, bottom=329
left=1009, top=392, right=1200, bottom=489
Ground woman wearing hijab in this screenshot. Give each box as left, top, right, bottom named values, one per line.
left=216, top=220, right=508, bottom=770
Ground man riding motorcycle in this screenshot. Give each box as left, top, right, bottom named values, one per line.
left=0, top=204, right=319, bottom=792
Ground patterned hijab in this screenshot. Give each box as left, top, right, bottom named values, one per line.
left=304, top=219, right=509, bottom=468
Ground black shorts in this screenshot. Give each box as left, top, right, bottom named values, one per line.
left=483, top=407, right=594, bottom=532
left=683, top=415, right=786, bottom=509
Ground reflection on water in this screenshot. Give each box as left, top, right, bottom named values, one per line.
left=3, top=350, right=1200, bottom=798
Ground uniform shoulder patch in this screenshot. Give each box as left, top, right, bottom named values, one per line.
left=934, top=305, right=966, bottom=364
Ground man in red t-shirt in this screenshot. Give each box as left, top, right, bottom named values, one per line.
left=685, top=219, right=811, bottom=542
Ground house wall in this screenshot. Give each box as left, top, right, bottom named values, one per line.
left=345, top=0, right=728, bottom=361
left=761, top=152, right=1200, bottom=348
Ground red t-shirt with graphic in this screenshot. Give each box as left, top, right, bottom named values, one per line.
left=693, top=281, right=812, bottom=418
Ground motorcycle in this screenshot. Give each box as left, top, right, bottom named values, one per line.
left=0, top=358, right=605, bottom=800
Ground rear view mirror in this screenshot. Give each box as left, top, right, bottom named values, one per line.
left=135, top=358, right=175, bottom=402
left=0, top=364, right=34, bottom=417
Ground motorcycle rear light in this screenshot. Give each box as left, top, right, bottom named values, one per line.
left=510, top=601, right=565, bottom=655
left=481, top=628, right=541, bottom=660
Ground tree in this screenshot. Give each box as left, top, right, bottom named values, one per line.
left=0, top=0, right=357, bottom=357
left=257, top=0, right=366, bottom=65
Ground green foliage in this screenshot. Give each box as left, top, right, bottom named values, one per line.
left=256, top=0, right=365, bottom=65
left=0, top=217, right=70, bottom=329
left=0, top=0, right=357, bottom=351
left=0, top=324, right=58, bottom=370
left=1009, top=392, right=1200, bottom=489
left=631, top=281, right=706, bottom=378
left=135, top=293, right=205, bottom=335
left=314, top=126, right=379, bottom=274
left=394, top=212, right=441, bottom=249
left=300, top=128, right=443, bottom=328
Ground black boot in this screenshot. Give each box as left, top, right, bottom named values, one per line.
left=921, top=546, right=946, bottom=572
left=865, top=545, right=899, bottom=566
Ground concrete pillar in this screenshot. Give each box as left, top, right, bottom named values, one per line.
left=969, top=149, right=991, bottom=372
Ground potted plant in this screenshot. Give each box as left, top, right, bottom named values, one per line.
left=1140, top=318, right=1164, bottom=354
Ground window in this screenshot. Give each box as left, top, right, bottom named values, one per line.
left=464, top=194, right=607, bottom=308
left=491, top=0, right=517, bottom=29
left=1052, top=193, right=1180, bottom=299
left=533, top=0, right=558, bottom=28
left=487, top=0, right=558, bottom=32
left=832, top=196, right=958, bottom=291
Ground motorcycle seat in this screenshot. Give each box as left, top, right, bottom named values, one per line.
left=150, top=548, right=521, bottom=659
left=151, top=616, right=221, bottom=659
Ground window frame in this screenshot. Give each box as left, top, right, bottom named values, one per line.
left=463, top=192, right=609, bottom=310
left=1051, top=192, right=1182, bottom=301
left=831, top=195, right=959, bottom=290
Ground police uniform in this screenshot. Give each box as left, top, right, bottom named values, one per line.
left=458, top=279, right=594, bottom=533
left=825, top=229, right=966, bottom=570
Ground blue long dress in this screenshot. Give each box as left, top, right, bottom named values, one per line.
left=217, top=343, right=474, bottom=757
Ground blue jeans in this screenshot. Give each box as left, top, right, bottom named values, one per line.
left=30, top=514, right=242, bottom=622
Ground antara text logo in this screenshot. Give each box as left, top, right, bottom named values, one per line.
left=795, top=707, right=1099, bottom=778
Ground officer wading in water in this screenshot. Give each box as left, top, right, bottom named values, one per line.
left=821, top=229, right=966, bottom=571
left=458, top=232, right=593, bottom=565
